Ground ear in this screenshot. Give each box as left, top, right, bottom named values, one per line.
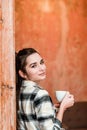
left=18, top=70, right=27, bottom=79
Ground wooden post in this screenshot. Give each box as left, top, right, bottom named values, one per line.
left=0, top=1, right=2, bottom=130
left=0, top=0, right=16, bottom=130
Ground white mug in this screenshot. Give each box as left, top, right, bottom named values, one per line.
left=55, top=90, right=67, bottom=102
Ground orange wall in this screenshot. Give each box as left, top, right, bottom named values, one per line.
left=15, top=0, right=87, bottom=103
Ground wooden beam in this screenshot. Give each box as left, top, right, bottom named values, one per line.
left=0, top=1, right=2, bottom=130
left=0, top=0, right=16, bottom=130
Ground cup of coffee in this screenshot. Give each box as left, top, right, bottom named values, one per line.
left=55, top=91, right=67, bottom=102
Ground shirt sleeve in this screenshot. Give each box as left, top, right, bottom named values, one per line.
left=34, top=89, right=65, bottom=130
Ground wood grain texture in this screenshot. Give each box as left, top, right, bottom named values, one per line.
left=0, top=0, right=16, bottom=130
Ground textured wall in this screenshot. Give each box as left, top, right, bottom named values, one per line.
left=15, top=0, right=87, bottom=102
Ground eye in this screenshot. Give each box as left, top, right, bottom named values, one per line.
left=30, top=63, right=37, bottom=68
left=40, top=59, right=45, bottom=64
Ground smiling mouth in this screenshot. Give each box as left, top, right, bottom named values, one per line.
left=39, top=72, right=46, bottom=76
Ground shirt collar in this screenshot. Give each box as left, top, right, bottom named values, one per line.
left=22, top=80, right=37, bottom=87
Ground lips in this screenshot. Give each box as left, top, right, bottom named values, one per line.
left=39, top=72, right=46, bottom=76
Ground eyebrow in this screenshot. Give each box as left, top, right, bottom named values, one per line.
left=29, top=62, right=37, bottom=67
left=29, top=58, right=44, bottom=67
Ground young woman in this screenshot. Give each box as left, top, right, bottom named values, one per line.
left=16, top=48, right=74, bottom=130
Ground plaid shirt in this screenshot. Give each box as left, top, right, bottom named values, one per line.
left=17, top=80, right=65, bottom=130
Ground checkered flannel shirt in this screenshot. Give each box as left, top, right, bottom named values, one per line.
left=17, top=80, right=65, bottom=130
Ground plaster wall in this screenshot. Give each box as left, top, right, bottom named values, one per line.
left=15, top=0, right=87, bottom=102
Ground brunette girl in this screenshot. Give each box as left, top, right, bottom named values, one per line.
left=16, top=48, right=74, bottom=130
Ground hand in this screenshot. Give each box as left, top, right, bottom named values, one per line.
left=54, top=103, right=60, bottom=113
left=60, top=92, right=75, bottom=111
left=54, top=103, right=60, bottom=108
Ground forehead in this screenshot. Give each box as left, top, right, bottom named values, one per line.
left=26, top=53, right=42, bottom=64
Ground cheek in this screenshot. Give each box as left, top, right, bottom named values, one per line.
left=28, top=69, right=38, bottom=78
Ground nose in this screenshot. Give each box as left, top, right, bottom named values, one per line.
left=39, top=64, right=46, bottom=71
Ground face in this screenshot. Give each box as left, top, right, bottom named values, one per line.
left=22, top=53, right=46, bottom=83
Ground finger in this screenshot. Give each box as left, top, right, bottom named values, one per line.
left=68, top=94, right=74, bottom=98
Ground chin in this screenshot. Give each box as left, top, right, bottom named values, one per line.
left=39, top=76, right=46, bottom=81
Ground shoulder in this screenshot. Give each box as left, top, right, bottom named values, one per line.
left=34, top=86, right=49, bottom=98
left=34, top=87, right=53, bottom=104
